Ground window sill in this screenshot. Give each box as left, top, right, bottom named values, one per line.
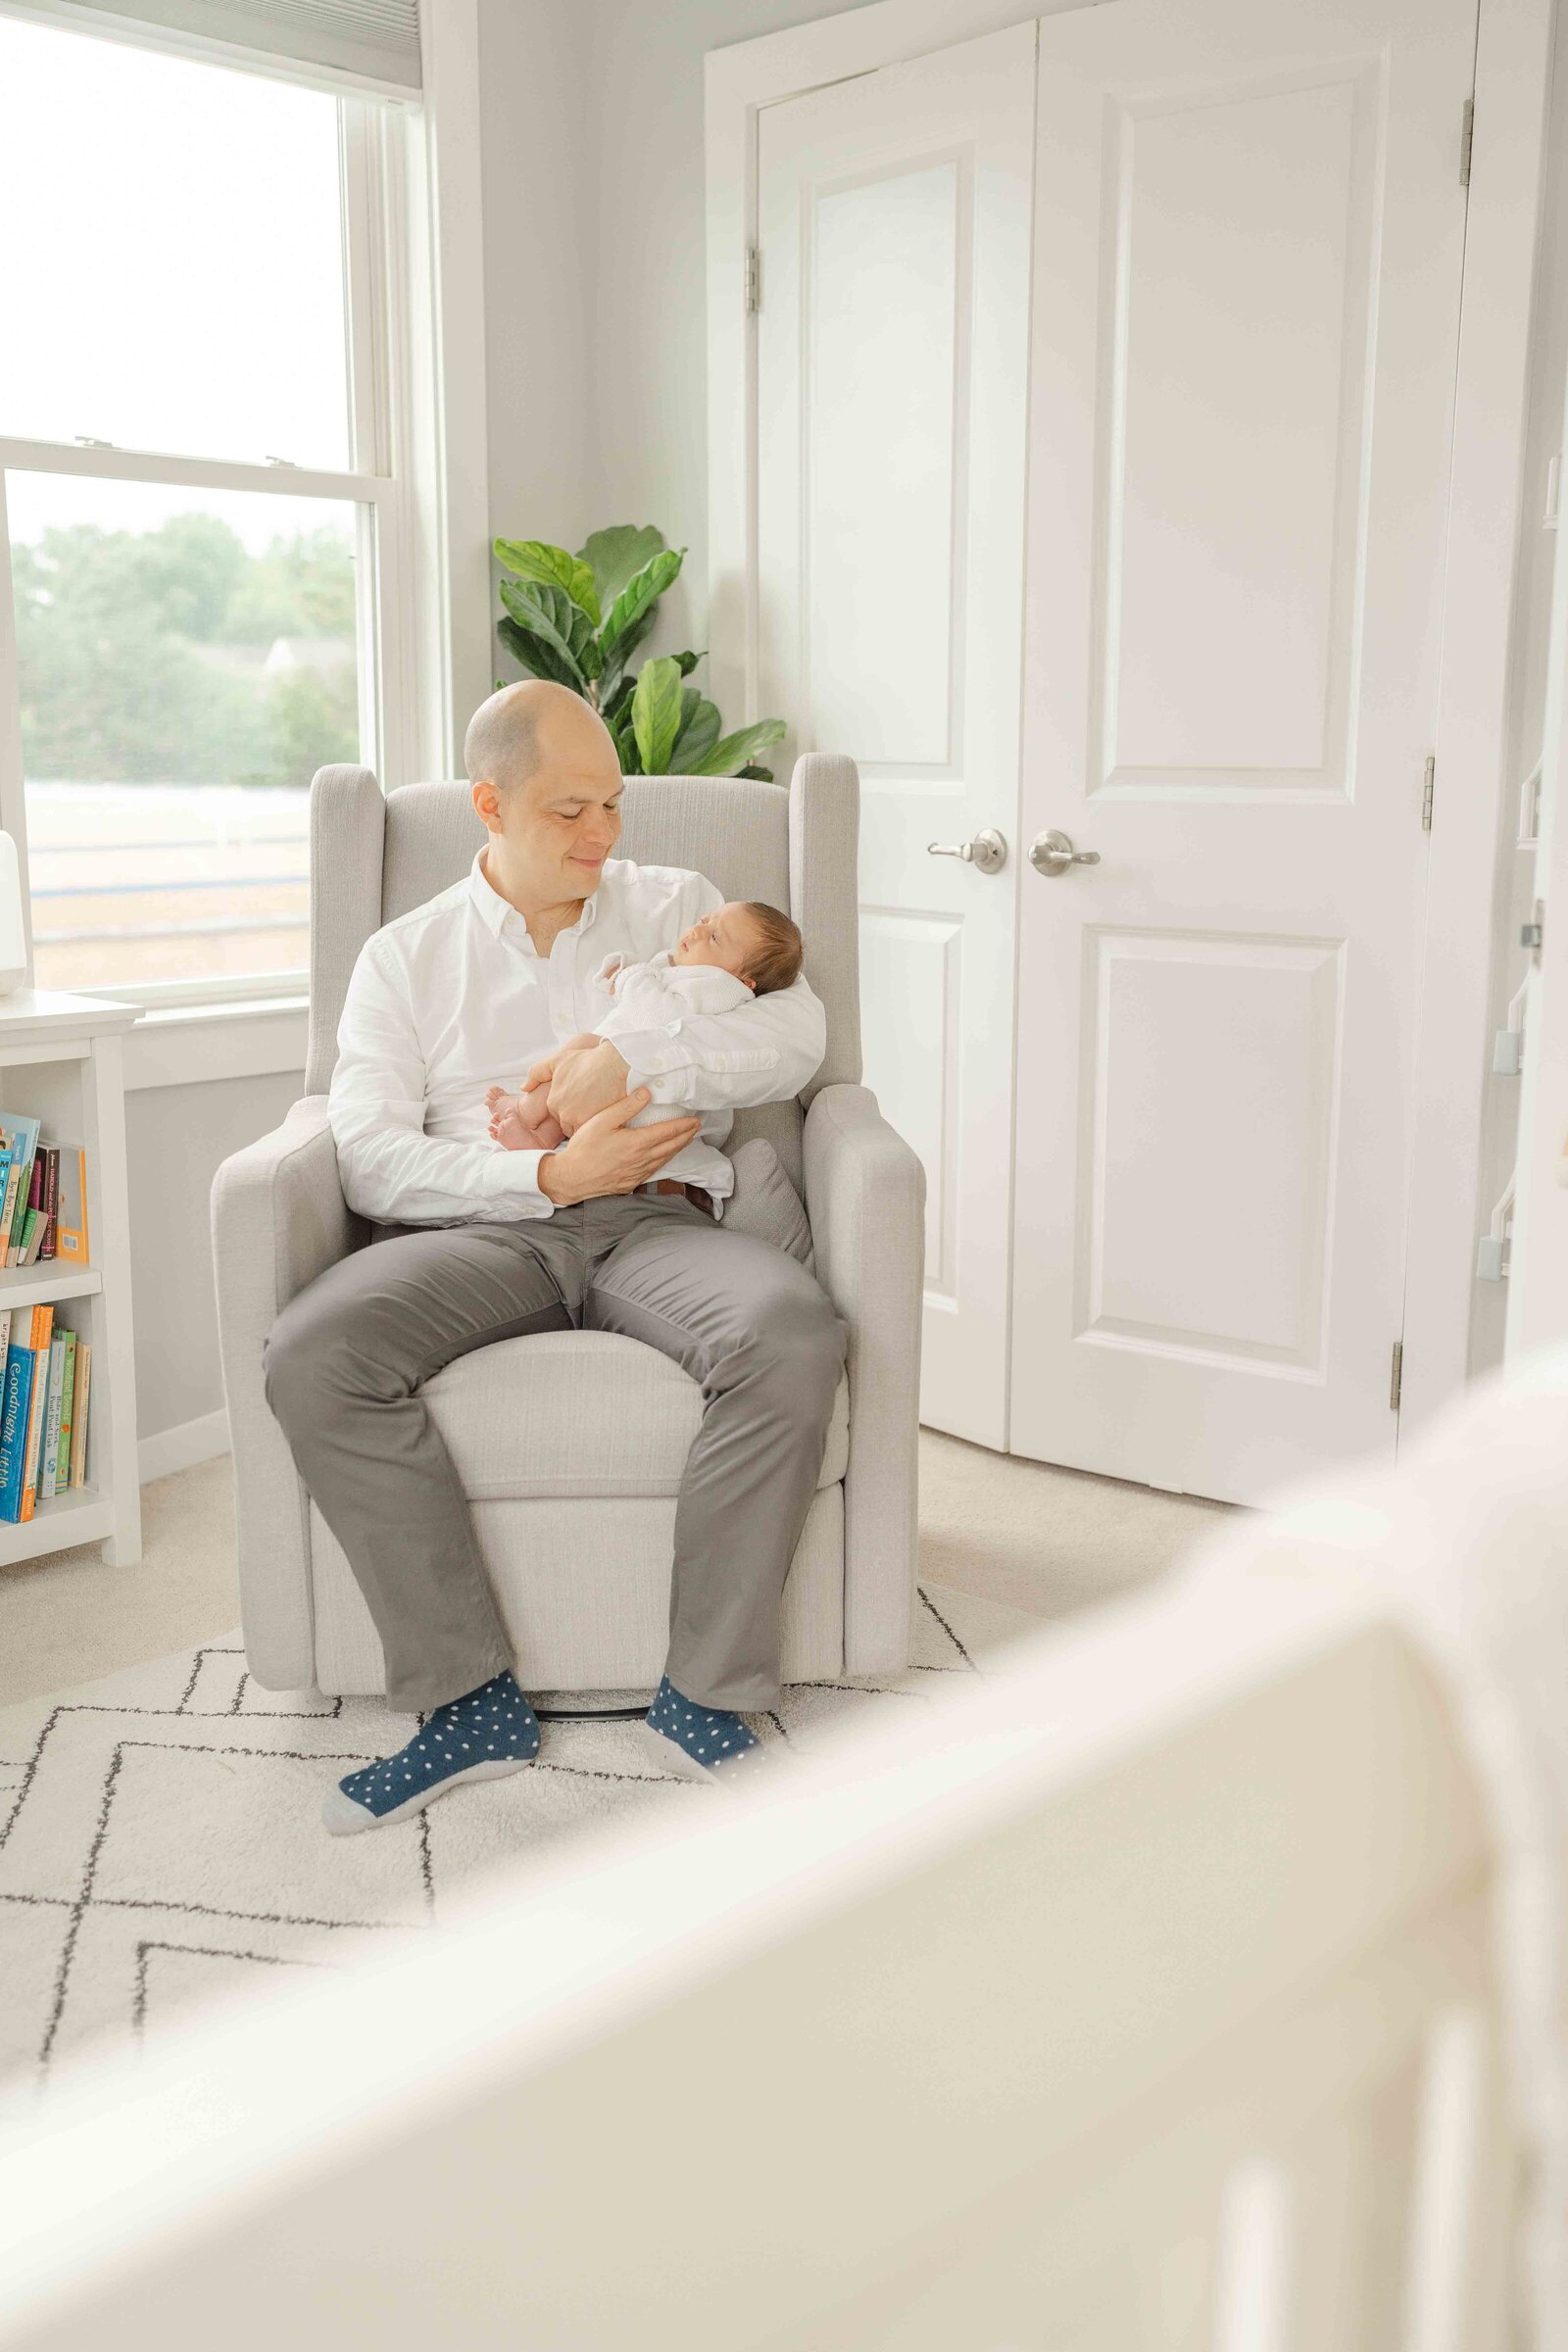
left=122, top=993, right=309, bottom=1093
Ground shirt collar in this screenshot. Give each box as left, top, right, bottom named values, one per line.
left=467, top=848, right=601, bottom=941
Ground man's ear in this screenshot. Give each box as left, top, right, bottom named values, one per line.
left=470, top=778, right=503, bottom=832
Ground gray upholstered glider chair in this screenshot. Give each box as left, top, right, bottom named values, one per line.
left=212, top=756, right=924, bottom=1698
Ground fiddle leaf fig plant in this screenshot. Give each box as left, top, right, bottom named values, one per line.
left=493, top=525, right=787, bottom=780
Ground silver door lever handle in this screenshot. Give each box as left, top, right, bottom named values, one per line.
left=1029, top=829, right=1101, bottom=877
left=926, top=827, right=1007, bottom=875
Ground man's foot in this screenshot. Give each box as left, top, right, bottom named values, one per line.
left=639, top=1675, right=763, bottom=1786
left=322, top=1668, right=541, bottom=1835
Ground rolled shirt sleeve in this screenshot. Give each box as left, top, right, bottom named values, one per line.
left=328, top=937, right=556, bottom=1225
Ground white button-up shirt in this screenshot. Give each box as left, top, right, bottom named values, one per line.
left=327, top=848, right=827, bottom=1225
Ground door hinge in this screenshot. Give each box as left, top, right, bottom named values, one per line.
left=1390, top=1341, right=1403, bottom=1412
left=1460, top=97, right=1474, bottom=186
left=1422, top=754, right=1436, bottom=831
left=1523, top=899, right=1545, bottom=964
left=744, top=245, right=761, bottom=316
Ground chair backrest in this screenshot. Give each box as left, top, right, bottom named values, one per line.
left=304, top=757, right=861, bottom=1179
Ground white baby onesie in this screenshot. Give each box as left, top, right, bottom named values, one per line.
left=593, top=950, right=754, bottom=1131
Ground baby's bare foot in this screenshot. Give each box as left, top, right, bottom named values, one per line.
left=492, top=1103, right=534, bottom=1151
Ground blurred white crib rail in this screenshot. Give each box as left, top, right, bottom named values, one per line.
left=0, top=1457, right=1540, bottom=2350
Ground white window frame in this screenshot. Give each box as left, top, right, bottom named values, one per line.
left=0, top=57, right=438, bottom=1012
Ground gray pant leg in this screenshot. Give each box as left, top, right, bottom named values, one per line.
left=585, top=1198, right=848, bottom=1710
left=263, top=1220, right=579, bottom=1710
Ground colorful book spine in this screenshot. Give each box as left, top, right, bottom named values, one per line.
left=0, top=1340, right=33, bottom=1521
left=68, top=1341, right=90, bottom=1491
left=52, top=1147, right=87, bottom=1266
left=54, top=1325, right=75, bottom=1494
left=18, top=1306, right=52, bottom=1521
left=17, top=1207, right=44, bottom=1267
left=38, top=1147, right=58, bottom=1260
left=0, top=1156, right=22, bottom=1268
left=38, top=1332, right=65, bottom=1502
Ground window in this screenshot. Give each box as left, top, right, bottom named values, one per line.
left=0, top=12, right=411, bottom=1003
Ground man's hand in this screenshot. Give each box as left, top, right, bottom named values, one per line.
left=538, top=1090, right=703, bottom=1207
left=525, top=1036, right=636, bottom=1137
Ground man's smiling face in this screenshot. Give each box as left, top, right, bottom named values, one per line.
left=466, top=679, right=624, bottom=910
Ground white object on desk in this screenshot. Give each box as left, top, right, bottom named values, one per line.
left=0, top=991, right=142, bottom=1567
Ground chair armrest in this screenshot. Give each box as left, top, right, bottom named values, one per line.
left=210, top=1096, right=361, bottom=1688
left=804, top=1085, right=925, bottom=1674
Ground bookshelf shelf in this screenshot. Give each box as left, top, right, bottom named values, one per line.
left=0, top=1485, right=113, bottom=1567
left=0, top=991, right=141, bottom=1566
left=0, top=1265, right=102, bottom=1310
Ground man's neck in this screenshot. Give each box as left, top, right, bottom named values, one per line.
left=480, top=844, right=586, bottom=955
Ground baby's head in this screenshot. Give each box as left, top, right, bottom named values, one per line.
left=672, top=901, right=803, bottom=996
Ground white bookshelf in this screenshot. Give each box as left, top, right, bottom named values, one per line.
left=0, top=991, right=141, bottom=1567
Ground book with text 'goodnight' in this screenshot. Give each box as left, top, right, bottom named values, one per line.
left=0, top=1332, right=30, bottom=1522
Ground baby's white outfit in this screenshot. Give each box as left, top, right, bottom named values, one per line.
left=593, top=950, right=753, bottom=1136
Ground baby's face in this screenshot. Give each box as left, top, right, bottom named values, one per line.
left=671, top=904, right=760, bottom=987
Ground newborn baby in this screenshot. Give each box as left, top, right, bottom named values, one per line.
left=486, top=899, right=803, bottom=1152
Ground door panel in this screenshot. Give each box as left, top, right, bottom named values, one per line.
left=1011, top=0, right=1474, bottom=1500
left=757, top=23, right=1036, bottom=1443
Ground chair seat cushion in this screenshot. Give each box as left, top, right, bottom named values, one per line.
left=423, top=1328, right=849, bottom=1499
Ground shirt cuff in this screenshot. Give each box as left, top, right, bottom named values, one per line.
left=480, top=1146, right=555, bottom=1218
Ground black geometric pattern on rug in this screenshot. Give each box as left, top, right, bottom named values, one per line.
left=0, top=1591, right=993, bottom=2085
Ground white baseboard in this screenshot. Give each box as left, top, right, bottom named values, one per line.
left=140, top=1408, right=231, bottom=1485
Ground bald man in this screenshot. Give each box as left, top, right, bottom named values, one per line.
left=262, top=682, right=846, bottom=1830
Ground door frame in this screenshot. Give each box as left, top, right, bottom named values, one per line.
left=706, top=0, right=1551, bottom=1444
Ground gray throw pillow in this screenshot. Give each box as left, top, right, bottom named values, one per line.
left=721, top=1138, right=815, bottom=1270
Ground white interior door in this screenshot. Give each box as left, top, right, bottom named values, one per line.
left=1009, top=0, right=1476, bottom=1502
left=755, top=22, right=1035, bottom=1446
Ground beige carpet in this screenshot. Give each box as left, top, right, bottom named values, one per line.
left=0, top=1438, right=1230, bottom=1711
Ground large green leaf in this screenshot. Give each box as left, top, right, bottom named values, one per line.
left=599, top=547, right=685, bottom=667
left=609, top=707, right=641, bottom=774
left=631, top=656, right=685, bottom=775
left=669, top=691, right=721, bottom=772
left=494, top=538, right=600, bottom=626
left=578, top=525, right=663, bottom=613
left=498, top=613, right=582, bottom=693
left=686, top=717, right=788, bottom=776
left=598, top=606, right=658, bottom=706
left=499, top=578, right=596, bottom=690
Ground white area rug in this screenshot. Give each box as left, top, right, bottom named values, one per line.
left=0, top=1583, right=1036, bottom=2103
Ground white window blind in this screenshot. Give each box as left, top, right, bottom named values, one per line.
left=6, top=0, right=420, bottom=94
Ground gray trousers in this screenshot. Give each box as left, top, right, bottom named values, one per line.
left=261, top=1191, right=847, bottom=1713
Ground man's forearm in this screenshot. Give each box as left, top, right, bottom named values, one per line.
left=333, top=1117, right=556, bottom=1225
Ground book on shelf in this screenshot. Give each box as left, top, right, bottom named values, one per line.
left=0, top=1113, right=40, bottom=1268
left=37, top=1147, right=59, bottom=1260
left=0, top=1121, right=89, bottom=1271
left=0, top=1310, right=90, bottom=1521
left=0, top=1327, right=30, bottom=1521
left=54, top=1324, right=76, bottom=1494
left=68, top=1340, right=90, bottom=1492
left=52, top=1146, right=87, bottom=1264
left=19, top=1305, right=52, bottom=1520
left=38, top=1329, right=65, bottom=1501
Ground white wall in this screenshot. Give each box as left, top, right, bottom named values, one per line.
left=139, top=0, right=1565, bottom=1451
left=129, top=1069, right=302, bottom=1448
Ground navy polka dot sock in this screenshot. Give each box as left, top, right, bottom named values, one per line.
left=322, top=1669, right=540, bottom=1835
left=643, top=1674, right=761, bottom=1783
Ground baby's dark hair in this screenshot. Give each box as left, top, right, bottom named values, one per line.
left=739, top=901, right=803, bottom=996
